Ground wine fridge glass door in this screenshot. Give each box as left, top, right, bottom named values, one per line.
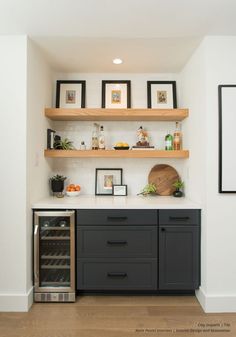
left=34, top=211, right=75, bottom=292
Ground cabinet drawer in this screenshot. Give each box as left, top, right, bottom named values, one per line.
left=77, top=259, right=157, bottom=290
left=77, top=209, right=157, bottom=225
left=77, top=226, right=157, bottom=258
left=159, top=209, right=200, bottom=226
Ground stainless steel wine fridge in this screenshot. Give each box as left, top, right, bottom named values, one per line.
left=34, top=211, right=75, bottom=302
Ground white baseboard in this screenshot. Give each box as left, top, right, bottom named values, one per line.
left=196, top=287, right=236, bottom=313
left=0, top=287, right=33, bottom=312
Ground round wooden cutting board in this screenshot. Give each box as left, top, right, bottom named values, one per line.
left=148, top=164, right=180, bottom=196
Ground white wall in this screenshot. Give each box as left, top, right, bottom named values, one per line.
left=26, top=39, right=53, bottom=293
left=0, top=36, right=53, bottom=312
left=179, top=41, right=208, bottom=297
left=204, top=37, right=236, bottom=311
left=52, top=73, right=188, bottom=195
left=0, top=36, right=28, bottom=311
left=180, top=36, right=236, bottom=312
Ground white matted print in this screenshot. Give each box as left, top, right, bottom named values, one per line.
left=147, top=81, right=177, bottom=109
left=102, top=81, right=131, bottom=109
left=56, top=80, right=86, bottom=108
left=95, top=169, right=123, bottom=195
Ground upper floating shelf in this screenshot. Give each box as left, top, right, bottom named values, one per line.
left=45, top=108, right=189, bottom=121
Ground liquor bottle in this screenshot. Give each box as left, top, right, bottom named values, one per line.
left=173, top=122, right=182, bottom=150
left=92, top=123, right=99, bottom=150
left=80, top=141, right=86, bottom=150
left=98, top=125, right=106, bottom=150
left=165, top=131, right=173, bottom=150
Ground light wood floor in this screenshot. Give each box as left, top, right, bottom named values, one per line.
left=0, top=295, right=236, bottom=337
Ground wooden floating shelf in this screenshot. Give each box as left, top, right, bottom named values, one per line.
left=45, top=108, right=188, bottom=121
left=44, top=149, right=189, bottom=159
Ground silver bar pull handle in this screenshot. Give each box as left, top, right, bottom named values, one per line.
left=34, top=225, right=39, bottom=285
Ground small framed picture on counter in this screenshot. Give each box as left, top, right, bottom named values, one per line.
left=56, top=80, right=86, bottom=108
left=112, top=184, right=128, bottom=196
left=95, top=168, right=123, bottom=195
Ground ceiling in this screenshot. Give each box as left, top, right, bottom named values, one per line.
left=1, top=0, right=236, bottom=72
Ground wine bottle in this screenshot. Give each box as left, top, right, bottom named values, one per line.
left=92, top=123, right=99, bottom=150
left=165, top=131, right=173, bottom=150
left=173, top=122, right=182, bottom=150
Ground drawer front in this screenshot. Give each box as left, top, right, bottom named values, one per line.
left=159, top=209, right=200, bottom=226
left=77, top=209, right=157, bottom=226
left=77, top=226, right=157, bottom=258
left=77, top=259, right=157, bottom=290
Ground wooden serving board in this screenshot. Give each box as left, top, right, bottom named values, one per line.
left=148, top=164, right=180, bottom=196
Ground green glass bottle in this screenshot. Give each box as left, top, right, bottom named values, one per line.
left=165, top=131, right=173, bottom=150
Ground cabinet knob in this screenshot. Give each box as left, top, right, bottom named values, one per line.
left=161, top=228, right=166, bottom=232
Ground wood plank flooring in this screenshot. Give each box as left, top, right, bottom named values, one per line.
left=0, top=295, right=235, bottom=337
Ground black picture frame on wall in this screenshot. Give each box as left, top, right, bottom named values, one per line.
left=56, top=80, right=86, bottom=108
left=147, top=81, right=177, bottom=109
left=218, top=84, right=236, bottom=193
left=101, top=80, right=131, bottom=108
left=95, top=168, right=123, bottom=195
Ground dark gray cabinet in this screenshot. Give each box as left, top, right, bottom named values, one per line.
left=76, top=209, right=200, bottom=292
left=76, top=209, right=158, bottom=291
left=159, top=210, right=200, bottom=290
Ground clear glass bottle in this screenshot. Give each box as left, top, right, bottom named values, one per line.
left=173, top=122, right=182, bottom=150
left=98, top=125, right=106, bottom=150
left=92, top=123, right=99, bottom=150
left=80, top=141, right=86, bottom=150
left=165, top=131, right=173, bottom=150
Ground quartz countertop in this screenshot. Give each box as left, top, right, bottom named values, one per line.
left=32, top=195, right=201, bottom=209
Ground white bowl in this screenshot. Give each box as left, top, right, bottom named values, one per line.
left=66, top=191, right=80, bottom=197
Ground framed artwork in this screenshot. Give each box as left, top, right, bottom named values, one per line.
left=112, top=185, right=128, bottom=196
left=102, top=80, right=131, bottom=108
left=219, top=85, right=236, bottom=193
left=147, top=81, right=177, bottom=108
left=56, top=80, right=86, bottom=108
left=95, top=168, right=123, bottom=195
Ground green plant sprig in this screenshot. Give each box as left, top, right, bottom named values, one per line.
left=173, top=180, right=184, bottom=189
left=50, top=174, right=67, bottom=181
left=138, top=183, right=157, bottom=196
left=54, top=137, right=74, bottom=150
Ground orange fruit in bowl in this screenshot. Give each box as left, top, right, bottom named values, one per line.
left=75, top=185, right=81, bottom=191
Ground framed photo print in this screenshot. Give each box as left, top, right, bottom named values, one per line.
left=147, top=81, right=177, bottom=108
left=95, top=168, right=123, bottom=195
left=102, top=80, right=131, bottom=109
left=113, top=185, right=128, bottom=196
left=56, top=80, right=86, bottom=108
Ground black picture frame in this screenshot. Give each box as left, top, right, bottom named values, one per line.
left=147, top=81, right=177, bottom=108
left=101, top=80, right=131, bottom=108
left=112, top=184, right=128, bottom=196
left=218, top=84, right=236, bottom=193
left=95, top=168, right=123, bottom=195
left=56, top=80, right=86, bottom=108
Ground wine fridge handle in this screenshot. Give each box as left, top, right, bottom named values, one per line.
left=34, top=225, right=39, bottom=285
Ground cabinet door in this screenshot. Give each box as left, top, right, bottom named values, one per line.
left=159, top=225, right=200, bottom=290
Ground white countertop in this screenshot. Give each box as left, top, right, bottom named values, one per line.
left=32, top=195, right=201, bottom=209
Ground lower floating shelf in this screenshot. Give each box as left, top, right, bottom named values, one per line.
left=44, top=149, right=189, bottom=159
